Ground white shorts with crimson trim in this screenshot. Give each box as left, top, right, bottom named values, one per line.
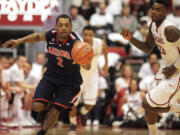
left=146, top=70, right=180, bottom=108
left=78, top=73, right=99, bottom=105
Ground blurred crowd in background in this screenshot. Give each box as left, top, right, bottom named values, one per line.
left=1, top=0, right=180, bottom=129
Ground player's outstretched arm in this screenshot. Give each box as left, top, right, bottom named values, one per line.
left=1, top=32, right=46, bottom=49
left=121, top=26, right=155, bottom=54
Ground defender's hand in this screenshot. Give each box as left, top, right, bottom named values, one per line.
left=162, top=65, right=177, bottom=79
left=120, top=29, right=132, bottom=41
left=2, top=39, right=19, bottom=49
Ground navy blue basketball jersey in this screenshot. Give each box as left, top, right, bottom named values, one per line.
left=44, top=29, right=82, bottom=85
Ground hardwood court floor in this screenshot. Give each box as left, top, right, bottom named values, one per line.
left=1, top=126, right=180, bottom=135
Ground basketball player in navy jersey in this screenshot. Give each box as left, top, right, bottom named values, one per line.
left=2, top=14, right=90, bottom=135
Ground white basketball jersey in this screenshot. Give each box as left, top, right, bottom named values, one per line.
left=81, top=37, right=103, bottom=78
left=151, top=19, right=180, bottom=66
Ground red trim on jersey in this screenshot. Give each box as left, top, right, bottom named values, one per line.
left=56, top=35, right=69, bottom=46
left=52, top=30, right=56, bottom=34
left=70, top=90, right=80, bottom=103
left=148, top=77, right=180, bottom=106
left=56, top=35, right=59, bottom=45
left=70, top=33, right=75, bottom=40
left=33, top=98, right=49, bottom=103
left=53, top=102, right=69, bottom=109
left=62, top=38, right=68, bottom=46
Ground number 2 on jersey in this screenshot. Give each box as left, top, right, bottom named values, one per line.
left=57, top=57, right=64, bottom=67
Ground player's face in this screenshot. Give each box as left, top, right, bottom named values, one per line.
left=83, top=30, right=94, bottom=43
left=55, top=18, right=72, bottom=39
left=151, top=3, right=168, bottom=23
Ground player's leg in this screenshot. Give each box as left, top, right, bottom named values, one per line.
left=80, top=104, right=94, bottom=115
left=42, top=107, right=60, bottom=131
left=81, top=75, right=99, bottom=120
left=44, top=84, right=80, bottom=133
left=69, top=106, right=78, bottom=131
left=32, top=79, right=55, bottom=112
left=143, top=79, right=180, bottom=135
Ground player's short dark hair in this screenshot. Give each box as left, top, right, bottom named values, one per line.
left=56, top=14, right=72, bottom=24
left=155, top=0, right=169, bottom=9
left=83, top=25, right=95, bottom=33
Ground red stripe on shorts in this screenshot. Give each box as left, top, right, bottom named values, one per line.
left=32, top=98, right=49, bottom=103
left=148, top=77, right=180, bottom=106
left=70, top=90, right=80, bottom=103
left=53, top=102, right=69, bottom=109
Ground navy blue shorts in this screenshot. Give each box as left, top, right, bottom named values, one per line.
left=33, top=78, right=80, bottom=111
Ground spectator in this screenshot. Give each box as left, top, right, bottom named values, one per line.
left=69, top=5, right=87, bottom=36
left=105, top=0, right=122, bottom=16
left=167, top=5, right=180, bottom=29
left=115, top=64, right=134, bottom=92
left=114, top=64, right=135, bottom=117
left=123, top=79, right=143, bottom=118
left=8, top=56, right=35, bottom=126
left=138, top=53, right=158, bottom=79
left=79, top=0, right=96, bottom=22
left=89, top=2, right=113, bottom=38
left=23, top=61, right=37, bottom=125
left=0, top=56, right=10, bottom=121
left=130, top=21, right=148, bottom=58
left=140, top=7, right=152, bottom=26
left=113, top=79, right=145, bottom=128
left=31, top=53, right=45, bottom=85
left=129, top=0, right=148, bottom=19
left=113, top=4, right=138, bottom=34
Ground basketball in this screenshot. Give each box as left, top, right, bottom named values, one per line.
left=71, top=42, right=94, bottom=65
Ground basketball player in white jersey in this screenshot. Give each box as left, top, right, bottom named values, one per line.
left=69, top=25, right=108, bottom=131
left=121, top=0, right=180, bottom=135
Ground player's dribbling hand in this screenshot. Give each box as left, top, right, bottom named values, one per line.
left=162, top=64, right=177, bottom=79
left=120, top=28, right=132, bottom=41
left=1, top=39, right=19, bottom=49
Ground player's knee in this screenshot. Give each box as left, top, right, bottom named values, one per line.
left=50, top=107, right=60, bottom=118
left=69, top=106, right=77, bottom=117
left=142, top=98, right=154, bottom=111
left=32, top=102, right=47, bottom=112
left=145, top=110, right=157, bottom=124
